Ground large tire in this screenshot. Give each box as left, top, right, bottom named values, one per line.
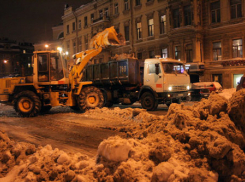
left=141, top=92, right=158, bottom=111
left=14, top=91, right=41, bottom=117
left=77, top=86, right=104, bottom=111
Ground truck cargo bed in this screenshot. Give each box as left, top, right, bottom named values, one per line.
left=82, top=59, right=141, bottom=86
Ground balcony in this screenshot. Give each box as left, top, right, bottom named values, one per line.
left=91, top=16, right=111, bottom=27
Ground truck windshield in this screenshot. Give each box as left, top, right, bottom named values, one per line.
left=162, top=63, right=185, bottom=74
left=50, top=53, right=64, bottom=81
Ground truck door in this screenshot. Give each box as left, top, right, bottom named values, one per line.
left=37, top=54, right=49, bottom=82
left=144, top=63, right=163, bottom=92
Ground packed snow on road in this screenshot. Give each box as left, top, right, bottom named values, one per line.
left=0, top=88, right=245, bottom=182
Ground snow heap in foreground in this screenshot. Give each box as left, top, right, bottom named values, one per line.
left=0, top=89, right=245, bottom=182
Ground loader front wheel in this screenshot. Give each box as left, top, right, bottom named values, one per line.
left=78, top=86, right=104, bottom=111
left=14, top=91, right=41, bottom=117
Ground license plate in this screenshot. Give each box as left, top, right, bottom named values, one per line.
left=178, top=94, right=183, bottom=97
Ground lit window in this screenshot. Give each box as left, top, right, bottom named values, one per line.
left=213, top=42, right=222, bottom=61
left=160, top=15, right=166, bottom=34
left=136, top=22, right=142, bottom=39
left=175, top=46, right=181, bottom=60
left=232, top=39, right=243, bottom=58
left=148, top=19, right=154, bottom=36
left=162, top=48, right=167, bottom=58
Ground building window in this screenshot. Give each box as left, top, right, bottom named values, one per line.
left=124, top=0, right=129, bottom=10
left=73, top=41, right=76, bottom=54
left=136, top=22, right=142, bottom=40
left=66, top=25, right=69, bottom=34
left=136, top=0, right=141, bottom=6
left=91, top=14, right=94, bottom=23
left=137, top=52, right=142, bottom=60
left=211, top=1, right=220, bottom=23
left=99, top=10, right=103, bottom=19
left=231, top=0, right=242, bottom=19
left=114, top=3, right=118, bottom=14
left=78, top=20, right=81, bottom=29
left=175, top=46, right=181, bottom=60
left=78, top=37, right=82, bottom=52
left=72, top=22, right=75, bottom=31
left=232, top=39, right=243, bottom=58
left=148, top=19, right=154, bottom=36
left=173, top=9, right=180, bottom=28
left=124, top=25, right=129, bottom=41
left=213, top=42, right=222, bottom=61
left=84, top=16, right=88, bottom=27
left=160, top=15, right=166, bottom=34
left=149, top=50, right=155, bottom=58
left=84, top=35, right=88, bottom=50
left=162, top=48, right=168, bottom=58
left=185, top=44, right=193, bottom=63
left=105, top=8, right=109, bottom=18
left=184, top=5, right=192, bottom=26
left=213, top=74, right=222, bottom=86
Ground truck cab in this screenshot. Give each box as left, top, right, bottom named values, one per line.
left=140, top=57, right=191, bottom=108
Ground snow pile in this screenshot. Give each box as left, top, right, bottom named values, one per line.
left=1, top=90, right=245, bottom=181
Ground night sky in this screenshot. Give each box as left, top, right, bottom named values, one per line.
left=0, top=0, right=91, bottom=44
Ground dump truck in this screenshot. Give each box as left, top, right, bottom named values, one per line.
left=78, top=55, right=191, bottom=111
left=0, top=27, right=124, bottom=117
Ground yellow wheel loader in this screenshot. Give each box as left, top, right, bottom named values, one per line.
left=0, top=27, right=124, bottom=117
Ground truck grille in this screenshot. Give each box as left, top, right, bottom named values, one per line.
left=172, top=85, right=187, bottom=91
left=6, top=80, right=11, bottom=88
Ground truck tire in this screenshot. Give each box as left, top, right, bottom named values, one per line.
left=141, top=92, right=158, bottom=111
left=78, top=86, right=104, bottom=111
left=14, top=91, right=41, bottom=117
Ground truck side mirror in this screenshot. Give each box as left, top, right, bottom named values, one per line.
left=155, top=63, right=159, bottom=75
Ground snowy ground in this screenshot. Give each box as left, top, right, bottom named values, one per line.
left=1, top=88, right=245, bottom=182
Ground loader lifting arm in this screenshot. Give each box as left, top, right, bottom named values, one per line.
left=69, top=26, right=125, bottom=92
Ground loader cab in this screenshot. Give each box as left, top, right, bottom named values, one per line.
left=33, top=51, right=67, bottom=84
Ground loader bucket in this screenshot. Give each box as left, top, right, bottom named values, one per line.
left=89, top=26, right=125, bottom=49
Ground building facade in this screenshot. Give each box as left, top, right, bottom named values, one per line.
left=0, top=38, right=34, bottom=77
left=61, top=0, right=245, bottom=89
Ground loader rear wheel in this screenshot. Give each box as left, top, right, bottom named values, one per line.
left=78, top=86, right=104, bottom=111
left=141, top=92, right=158, bottom=111
left=14, top=91, right=41, bottom=117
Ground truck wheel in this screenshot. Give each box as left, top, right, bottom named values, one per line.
left=78, top=86, right=104, bottom=111
left=14, top=91, right=41, bottom=117
left=141, top=92, right=158, bottom=111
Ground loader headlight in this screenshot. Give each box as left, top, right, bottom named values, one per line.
left=187, top=85, right=190, bottom=90
left=168, top=86, right=172, bottom=91
left=19, top=78, right=25, bottom=84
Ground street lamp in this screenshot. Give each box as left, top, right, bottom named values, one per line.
left=3, top=60, right=8, bottom=64
left=57, top=47, right=62, bottom=52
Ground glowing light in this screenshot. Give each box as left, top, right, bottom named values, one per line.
left=45, top=44, right=49, bottom=48
left=65, top=51, right=69, bottom=55
left=3, top=60, right=8, bottom=64
left=57, top=47, right=62, bottom=52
